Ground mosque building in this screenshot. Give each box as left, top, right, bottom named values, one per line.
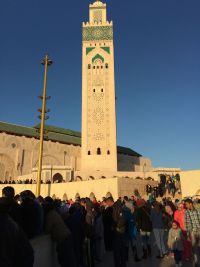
left=0, top=1, right=185, bottom=199
left=0, top=0, right=154, bottom=183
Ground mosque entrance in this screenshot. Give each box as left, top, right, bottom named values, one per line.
left=53, top=173, right=63, bottom=183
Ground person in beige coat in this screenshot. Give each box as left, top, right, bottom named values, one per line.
left=168, top=221, right=184, bottom=267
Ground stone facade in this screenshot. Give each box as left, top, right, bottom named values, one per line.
left=0, top=129, right=80, bottom=182
left=0, top=122, right=152, bottom=182
left=0, top=1, right=154, bottom=183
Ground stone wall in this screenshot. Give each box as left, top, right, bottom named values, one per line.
left=0, top=177, right=157, bottom=201
left=5, top=168, right=200, bottom=200
left=75, top=170, right=159, bottom=181
left=180, top=170, right=200, bottom=198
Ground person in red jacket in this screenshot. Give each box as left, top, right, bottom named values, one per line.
left=174, top=202, right=192, bottom=260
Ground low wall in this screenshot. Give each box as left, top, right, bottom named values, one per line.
left=117, top=177, right=156, bottom=198
left=75, top=170, right=160, bottom=181
left=180, top=170, right=200, bottom=198
left=31, top=235, right=59, bottom=267
left=0, top=177, right=156, bottom=200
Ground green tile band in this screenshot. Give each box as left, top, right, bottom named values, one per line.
left=83, top=26, right=113, bottom=41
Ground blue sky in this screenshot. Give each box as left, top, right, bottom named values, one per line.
left=0, top=0, right=200, bottom=170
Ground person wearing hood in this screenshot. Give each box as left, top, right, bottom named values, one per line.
left=0, top=197, right=34, bottom=267
left=135, top=199, right=152, bottom=259
left=44, top=197, right=76, bottom=267
left=112, top=199, right=127, bottom=267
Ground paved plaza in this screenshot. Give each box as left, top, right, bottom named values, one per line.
left=97, top=251, right=192, bottom=267
left=96, top=235, right=192, bottom=267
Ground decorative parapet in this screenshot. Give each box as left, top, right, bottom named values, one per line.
left=89, top=1, right=106, bottom=8
left=82, top=25, right=113, bottom=41
left=82, top=21, right=113, bottom=27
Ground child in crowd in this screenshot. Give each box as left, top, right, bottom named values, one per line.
left=168, top=221, right=184, bottom=267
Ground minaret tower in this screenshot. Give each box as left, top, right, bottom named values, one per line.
left=81, top=0, right=117, bottom=172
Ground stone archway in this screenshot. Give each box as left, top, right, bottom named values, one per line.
left=53, top=173, right=63, bottom=183
left=89, top=192, right=96, bottom=201
left=196, top=189, right=200, bottom=196
left=76, top=176, right=82, bottom=181
left=75, top=193, right=80, bottom=200
left=63, top=193, right=68, bottom=201
left=106, top=192, right=113, bottom=198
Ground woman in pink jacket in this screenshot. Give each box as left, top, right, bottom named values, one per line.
left=174, top=202, right=192, bottom=260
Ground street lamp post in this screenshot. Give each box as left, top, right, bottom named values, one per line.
left=36, top=55, right=52, bottom=197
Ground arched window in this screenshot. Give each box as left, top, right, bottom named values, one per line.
left=93, top=89, right=95, bottom=92
left=75, top=193, right=80, bottom=199
left=93, top=66, right=95, bottom=69
left=11, top=143, right=16, bottom=148
left=97, top=148, right=101, bottom=155
left=89, top=192, right=95, bottom=200
left=105, top=63, right=109, bottom=69
left=101, top=88, right=103, bottom=92
left=88, top=64, right=91, bottom=69
left=107, top=150, right=110, bottom=155
left=88, top=151, right=91, bottom=155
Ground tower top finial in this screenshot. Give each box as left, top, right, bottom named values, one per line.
left=91, top=0, right=105, bottom=7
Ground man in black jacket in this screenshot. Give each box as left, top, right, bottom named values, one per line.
left=0, top=197, right=34, bottom=267
left=112, top=199, right=127, bottom=267
left=2, top=186, right=22, bottom=226
left=135, top=200, right=152, bottom=259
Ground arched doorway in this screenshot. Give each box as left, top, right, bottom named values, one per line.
left=89, top=192, right=96, bottom=201
left=53, top=173, right=63, bottom=183
left=76, top=176, right=82, bottom=181
left=75, top=193, right=80, bottom=200
left=195, top=189, right=200, bottom=196
left=63, top=193, right=68, bottom=201
left=106, top=192, right=113, bottom=198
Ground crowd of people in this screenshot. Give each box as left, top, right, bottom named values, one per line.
left=0, top=185, right=200, bottom=267
left=146, top=174, right=181, bottom=199
left=0, top=178, right=53, bottom=185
